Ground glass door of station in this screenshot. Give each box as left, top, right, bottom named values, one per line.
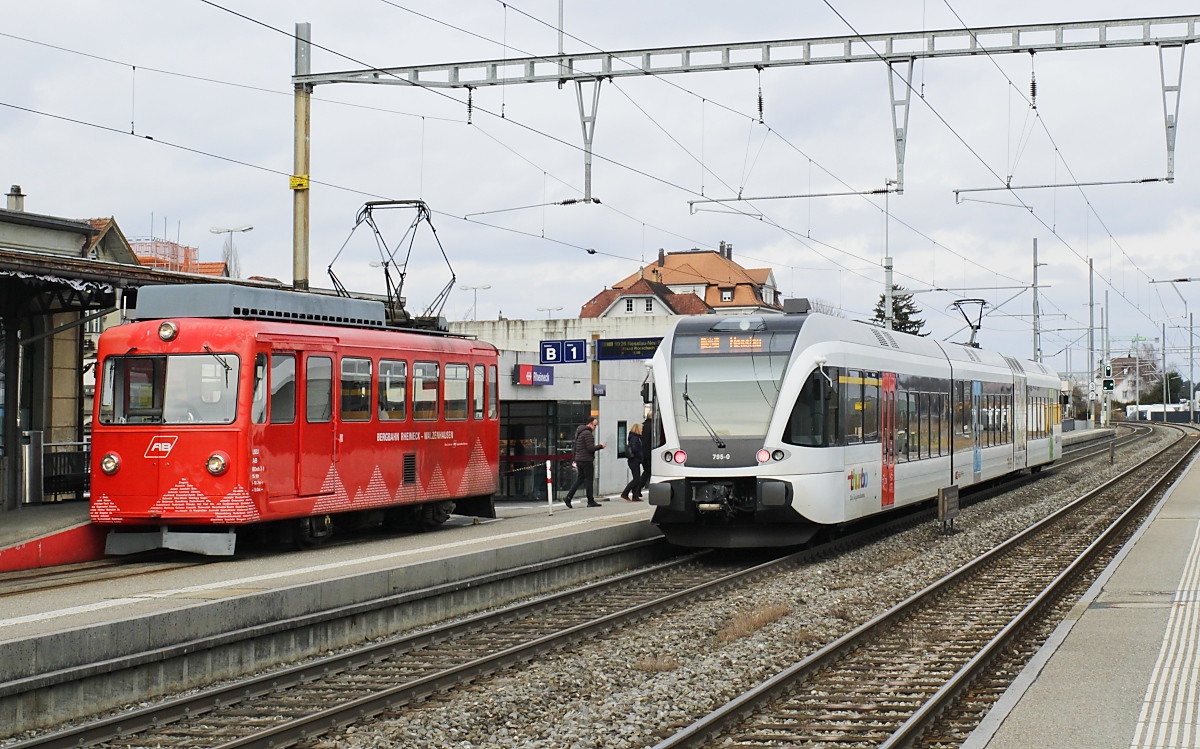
left=499, top=400, right=589, bottom=499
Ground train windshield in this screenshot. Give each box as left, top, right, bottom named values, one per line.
left=99, top=354, right=241, bottom=425
left=671, top=329, right=796, bottom=439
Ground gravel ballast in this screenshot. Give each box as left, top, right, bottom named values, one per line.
left=319, top=429, right=1175, bottom=749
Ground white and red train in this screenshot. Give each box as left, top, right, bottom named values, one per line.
left=647, top=301, right=1063, bottom=547
left=91, top=284, right=499, bottom=555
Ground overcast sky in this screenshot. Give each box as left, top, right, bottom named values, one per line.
left=3, top=1, right=1200, bottom=378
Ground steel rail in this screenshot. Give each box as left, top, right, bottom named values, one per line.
left=8, top=427, right=1151, bottom=749
left=881, top=425, right=1199, bottom=747
left=10, top=511, right=922, bottom=749
left=653, top=424, right=1194, bottom=748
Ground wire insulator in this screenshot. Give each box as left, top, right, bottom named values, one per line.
left=756, top=67, right=764, bottom=124
left=1030, top=74, right=1037, bottom=109
left=467, top=87, right=474, bottom=124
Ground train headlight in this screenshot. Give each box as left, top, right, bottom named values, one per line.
left=756, top=449, right=771, bottom=463
left=663, top=450, right=674, bottom=463
left=206, top=452, right=229, bottom=476
left=158, top=321, right=179, bottom=341
left=772, top=449, right=785, bottom=461
left=100, top=453, right=120, bottom=475
left=672, top=450, right=687, bottom=464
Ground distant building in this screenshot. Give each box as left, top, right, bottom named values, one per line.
left=1106, top=355, right=1159, bottom=402
left=130, top=238, right=228, bottom=277
left=579, top=241, right=782, bottom=318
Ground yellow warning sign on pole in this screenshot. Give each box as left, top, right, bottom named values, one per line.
left=289, top=174, right=310, bottom=191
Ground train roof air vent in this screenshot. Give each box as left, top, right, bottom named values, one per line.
left=869, top=328, right=890, bottom=348
left=882, top=331, right=899, bottom=348
left=131, top=284, right=388, bottom=330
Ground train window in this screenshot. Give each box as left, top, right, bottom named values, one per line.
left=270, top=354, right=296, bottom=424
left=895, top=391, right=910, bottom=461
left=127, top=357, right=165, bottom=422
left=487, top=365, right=498, bottom=419
left=841, top=371, right=863, bottom=444
left=252, top=354, right=267, bottom=423
left=413, top=361, right=440, bottom=421
left=473, top=364, right=485, bottom=420
left=340, top=358, right=372, bottom=421
left=862, top=374, right=880, bottom=444
left=444, top=364, right=469, bottom=420
left=306, top=356, right=333, bottom=422
left=379, top=360, right=407, bottom=421
left=784, top=368, right=838, bottom=447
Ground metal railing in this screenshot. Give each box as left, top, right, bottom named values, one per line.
left=42, top=440, right=90, bottom=500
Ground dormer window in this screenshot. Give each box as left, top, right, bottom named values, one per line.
left=720, top=288, right=733, bottom=303
left=645, top=298, right=653, bottom=312
left=625, top=298, right=634, bottom=312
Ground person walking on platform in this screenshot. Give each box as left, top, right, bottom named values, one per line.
left=564, top=417, right=605, bottom=508
left=634, top=415, right=653, bottom=497
left=620, top=422, right=645, bottom=501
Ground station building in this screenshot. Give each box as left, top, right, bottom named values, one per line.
left=450, top=243, right=784, bottom=499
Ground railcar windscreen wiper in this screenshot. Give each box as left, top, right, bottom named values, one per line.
left=683, top=376, right=727, bottom=449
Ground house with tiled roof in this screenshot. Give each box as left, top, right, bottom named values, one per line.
left=579, top=242, right=782, bottom=318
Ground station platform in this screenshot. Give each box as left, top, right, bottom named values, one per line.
left=0, top=501, right=100, bottom=572
left=964, top=444, right=1200, bottom=749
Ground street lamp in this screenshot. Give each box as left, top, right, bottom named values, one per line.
left=459, top=284, right=491, bottom=321
left=536, top=306, right=562, bottom=320
left=209, top=225, right=252, bottom=278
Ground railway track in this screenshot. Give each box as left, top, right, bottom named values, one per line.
left=3, top=424, right=1155, bottom=748
left=652, top=424, right=1197, bottom=749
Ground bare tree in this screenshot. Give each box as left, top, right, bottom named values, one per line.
left=809, top=298, right=845, bottom=317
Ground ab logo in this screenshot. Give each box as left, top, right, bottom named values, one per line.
left=847, top=468, right=869, bottom=491
left=145, top=435, right=178, bottom=458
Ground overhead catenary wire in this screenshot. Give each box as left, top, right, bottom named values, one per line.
left=11, top=3, right=1121, bottom=330
left=822, top=0, right=1165, bottom=330
left=937, top=0, right=1171, bottom=326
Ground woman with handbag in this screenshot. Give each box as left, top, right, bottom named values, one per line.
left=620, top=422, right=645, bottom=501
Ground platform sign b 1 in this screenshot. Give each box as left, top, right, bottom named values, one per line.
left=540, top=339, right=587, bottom=364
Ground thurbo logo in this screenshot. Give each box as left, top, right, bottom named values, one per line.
left=847, top=468, right=869, bottom=491
left=145, top=436, right=178, bottom=459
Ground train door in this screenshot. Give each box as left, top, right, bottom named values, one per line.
left=881, top=372, right=896, bottom=507
left=262, top=351, right=299, bottom=498
left=1013, top=372, right=1028, bottom=470
left=299, top=353, right=335, bottom=496
left=971, top=380, right=982, bottom=482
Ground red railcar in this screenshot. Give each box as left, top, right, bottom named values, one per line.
left=90, top=285, right=499, bottom=555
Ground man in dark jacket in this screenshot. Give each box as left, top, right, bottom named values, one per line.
left=564, top=417, right=605, bottom=508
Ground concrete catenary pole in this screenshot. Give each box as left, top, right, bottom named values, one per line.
left=1088, top=258, right=1095, bottom=423
left=293, top=23, right=312, bottom=291
left=1032, top=238, right=1042, bottom=362
left=1164, top=322, right=1169, bottom=421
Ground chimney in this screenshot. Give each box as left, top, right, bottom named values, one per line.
left=726, top=242, right=733, bottom=261
left=6, top=185, right=25, bottom=212
left=718, top=240, right=726, bottom=258
left=657, top=248, right=665, bottom=267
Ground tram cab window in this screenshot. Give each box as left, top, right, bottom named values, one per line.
left=444, top=364, right=469, bottom=420
left=473, top=364, right=485, bottom=420
left=413, top=362, right=440, bottom=421
left=842, top=371, right=863, bottom=444
left=340, top=357, right=372, bottom=421
left=270, top=354, right=296, bottom=424
left=379, top=360, right=407, bottom=421
left=100, top=354, right=240, bottom=426
left=784, top=368, right=839, bottom=447
left=306, top=356, right=332, bottom=423
left=252, top=354, right=267, bottom=424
